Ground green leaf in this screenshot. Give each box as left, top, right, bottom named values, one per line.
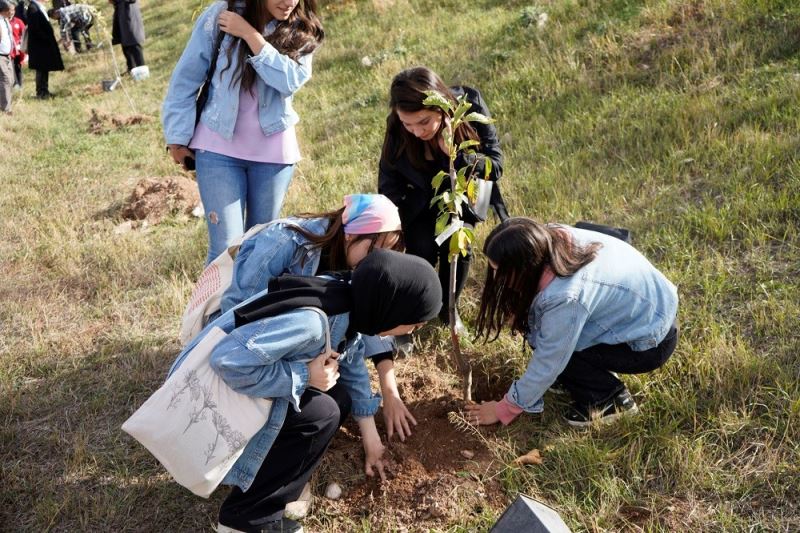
left=467, top=179, right=478, bottom=203
left=456, top=167, right=468, bottom=192
left=435, top=212, right=450, bottom=235
left=452, top=100, right=472, bottom=128
left=431, top=170, right=447, bottom=193
left=464, top=111, right=493, bottom=124
left=458, top=139, right=481, bottom=151
left=484, top=158, right=492, bottom=180
left=423, top=90, right=452, bottom=113
left=430, top=193, right=443, bottom=207
left=449, top=231, right=461, bottom=260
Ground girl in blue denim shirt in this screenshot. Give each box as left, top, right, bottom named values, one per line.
left=162, top=0, right=323, bottom=265
left=176, top=250, right=441, bottom=532
left=466, top=217, right=679, bottom=427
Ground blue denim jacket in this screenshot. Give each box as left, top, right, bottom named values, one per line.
left=508, top=226, right=679, bottom=413
left=221, top=217, right=328, bottom=313
left=169, top=297, right=381, bottom=492
left=220, top=216, right=396, bottom=359
left=161, top=1, right=313, bottom=146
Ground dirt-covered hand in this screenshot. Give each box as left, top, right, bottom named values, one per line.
left=307, top=353, right=339, bottom=392
left=382, top=394, right=417, bottom=442
left=363, top=435, right=387, bottom=482
left=217, top=11, right=256, bottom=39
left=464, top=401, right=500, bottom=425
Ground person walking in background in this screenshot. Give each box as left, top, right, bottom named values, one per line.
left=466, top=217, right=679, bottom=427
left=9, top=1, right=24, bottom=90
left=378, top=66, right=508, bottom=332
left=162, top=0, right=324, bottom=266
left=0, top=0, right=14, bottom=113
left=25, top=0, right=63, bottom=99
left=110, top=0, right=144, bottom=72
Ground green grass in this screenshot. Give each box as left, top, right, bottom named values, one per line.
left=1, top=0, right=799, bottom=530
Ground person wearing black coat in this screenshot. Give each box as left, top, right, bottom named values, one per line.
left=110, top=0, right=144, bottom=72
left=26, top=0, right=63, bottom=99
left=379, top=66, right=508, bottom=330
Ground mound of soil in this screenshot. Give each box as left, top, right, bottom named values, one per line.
left=88, top=108, right=153, bottom=134
left=120, top=176, right=201, bottom=225
left=313, top=396, right=506, bottom=529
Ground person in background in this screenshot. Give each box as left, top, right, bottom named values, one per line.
left=9, top=0, right=24, bottom=89
left=51, top=3, right=94, bottom=52
left=378, top=66, right=508, bottom=333
left=162, top=0, right=324, bottom=266
left=25, top=0, right=63, bottom=99
left=110, top=0, right=144, bottom=72
left=466, top=217, right=679, bottom=427
left=0, top=0, right=14, bottom=113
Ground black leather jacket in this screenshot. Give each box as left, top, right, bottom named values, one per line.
left=378, top=86, right=506, bottom=226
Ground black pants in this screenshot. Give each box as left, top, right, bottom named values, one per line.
left=35, top=70, right=49, bottom=97
left=122, top=44, right=145, bottom=71
left=403, top=215, right=472, bottom=322
left=218, top=384, right=352, bottom=531
left=558, top=321, right=679, bottom=406
left=13, top=56, right=22, bottom=86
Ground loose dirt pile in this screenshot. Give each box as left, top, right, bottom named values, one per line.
left=119, top=176, right=201, bottom=225
left=88, top=108, right=153, bottom=134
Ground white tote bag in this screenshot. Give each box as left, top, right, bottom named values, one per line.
left=179, top=223, right=268, bottom=346
left=123, top=309, right=331, bottom=498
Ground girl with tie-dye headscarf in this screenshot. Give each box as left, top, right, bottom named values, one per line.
left=209, top=193, right=418, bottom=443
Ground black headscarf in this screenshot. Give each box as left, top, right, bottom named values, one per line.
left=348, top=249, right=442, bottom=335
left=233, top=249, right=441, bottom=336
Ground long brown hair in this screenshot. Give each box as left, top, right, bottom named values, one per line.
left=222, top=0, right=324, bottom=92
left=381, top=66, right=480, bottom=169
left=289, top=208, right=404, bottom=272
left=475, top=217, right=602, bottom=341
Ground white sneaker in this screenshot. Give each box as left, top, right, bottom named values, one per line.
left=284, top=482, right=313, bottom=520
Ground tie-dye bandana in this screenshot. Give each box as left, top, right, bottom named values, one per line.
left=342, top=194, right=402, bottom=234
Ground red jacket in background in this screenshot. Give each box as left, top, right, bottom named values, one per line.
left=10, top=16, right=25, bottom=62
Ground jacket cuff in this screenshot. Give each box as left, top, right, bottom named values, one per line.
left=496, top=395, right=524, bottom=425
left=351, top=392, right=382, bottom=419
left=288, top=361, right=309, bottom=411
left=369, top=351, right=394, bottom=367
left=509, top=383, right=545, bottom=414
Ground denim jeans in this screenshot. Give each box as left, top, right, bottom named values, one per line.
left=195, top=150, right=294, bottom=265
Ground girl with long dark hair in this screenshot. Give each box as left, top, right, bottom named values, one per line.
left=466, top=217, right=679, bottom=427
left=378, top=66, right=507, bottom=331
left=162, top=0, right=324, bottom=265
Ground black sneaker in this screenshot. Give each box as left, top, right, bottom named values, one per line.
left=218, top=518, right=303, bottom=533
left=563, top=389, right=639, bottom=427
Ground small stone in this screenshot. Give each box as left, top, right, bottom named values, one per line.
left=461, top=450, right=475, bottom=459
left=191, top=204, right=205, bottom=218
left=113, top=220, right=134, bottom=234
left=325, top=482, right=342, bottom=500
left=361, top=56, right=372, bottom=67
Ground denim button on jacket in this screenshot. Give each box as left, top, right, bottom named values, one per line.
left=162, top=1, right=313, bottom=146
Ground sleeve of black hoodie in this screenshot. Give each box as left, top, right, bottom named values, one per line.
left=453, top=86, right=504, bottom=182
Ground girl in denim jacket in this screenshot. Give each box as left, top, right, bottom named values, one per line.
left=174, top=250, right=441, bottom=532
left=162, top=0, right=323, bottom=265
left=218, top=194, right=418, bottom=442
left=467, top=217, right=679, bottom=427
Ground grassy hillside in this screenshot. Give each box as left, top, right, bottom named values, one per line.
left=1, top=0, right=798, bottom=530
